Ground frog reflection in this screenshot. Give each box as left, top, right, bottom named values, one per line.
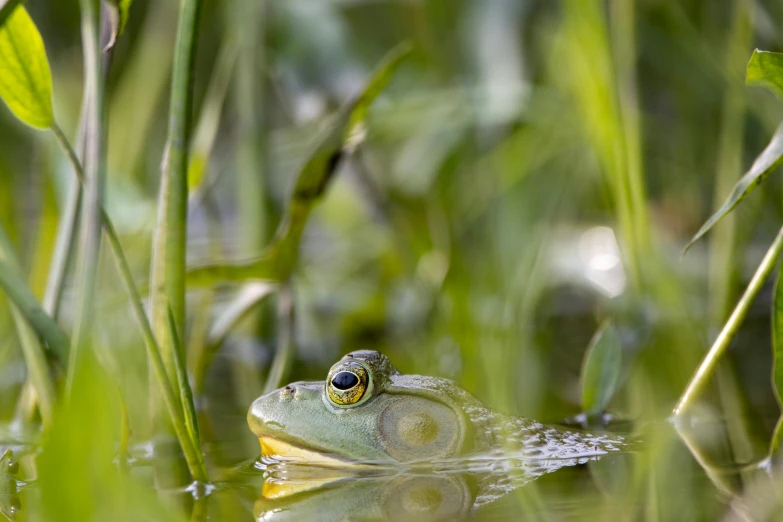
left=248, top=350, right=626, bottom=467
left=255, top=471, right=475, bottom=521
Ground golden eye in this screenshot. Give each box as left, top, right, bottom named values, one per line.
left=327, top=363, right=369, bottom=406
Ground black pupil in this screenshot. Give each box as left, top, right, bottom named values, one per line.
left=332, top=371, right=359, bottom=390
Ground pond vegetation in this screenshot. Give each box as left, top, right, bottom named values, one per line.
left=3, top=0, right=783, bottom=520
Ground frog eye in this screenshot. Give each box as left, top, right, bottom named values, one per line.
left=327, top=362, right=370, bottom=406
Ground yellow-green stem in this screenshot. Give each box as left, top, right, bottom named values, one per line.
left=675, top=224, right=783, bottom=416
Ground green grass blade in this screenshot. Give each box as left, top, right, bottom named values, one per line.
left=0, top=226, right=69, bottom=363
left=770, top=266, right=783, bottom=456
left=166, top=304, right=201, bottom=455
left=9, top=306, right=55, bottom=427
left=149, top=0, right=203, bottom=385
left=263, top=283, right=294, bottom=394
left=676, top=224, right=783, bottom=416
left=0, top=5, right=53, bottom=128
left=581, top=320, right=622, bottom=415
left=682, top=122, right=783, bottom=255
left=747, top=49, right=783, bottom=99
left=185, top=43, right=412, bottom=287
left=148, top=0, right=209, bottom=484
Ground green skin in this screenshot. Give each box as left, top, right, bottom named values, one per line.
left=248, top=350, right=627, bottom=465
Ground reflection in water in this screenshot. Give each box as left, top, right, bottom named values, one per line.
left=0, top=450, right=19, bottom=520
left=254, top=449, right=621, bottom=521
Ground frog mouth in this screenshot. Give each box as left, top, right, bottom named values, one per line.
left=260, top=436, right=358, bottom=468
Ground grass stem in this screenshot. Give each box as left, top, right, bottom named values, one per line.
left=67, top=0, right=105, bottom=395
left=674, top=224, right=783, bottom=416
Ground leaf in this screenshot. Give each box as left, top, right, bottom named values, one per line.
left=747, top=49, right=783, bottom=100
left=185, top=42, right=412, bottom=288
left=104, top=0, right=132, bottom=52
left=0, top=0, right=22, bottom=31
left=0, top=5, right=53, bottom=128
left=770, top=268, right=783, bottom=456
left=581, top=321, right=622, bottom=415
left=682, top=122, right=783, bottom=255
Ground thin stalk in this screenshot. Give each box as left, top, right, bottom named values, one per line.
left=231, top=0, right=268, bottom=412
left=263, top=283, right=294, bottom=394
left=704, top=0, right=757, bottom=474
left=41, top=173, right=81, bottom=319
left=9, top=306, right=55, bottom=427
left=68, top=0, right=105, bottom=394
left=610, top=0, right=650, bottom=267
left=148, top=0, right=206, bottom=484
left=674, top=224, right=783, bottom=416
left=149, top=0, right=203, bottom=379
left=49, top=127, right=209, bottom=481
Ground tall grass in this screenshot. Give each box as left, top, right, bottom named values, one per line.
left=3, top=0, right=783, bottom=520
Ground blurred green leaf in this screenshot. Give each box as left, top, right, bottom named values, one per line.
left=36, top=351, right=186, bottom=522
left=0, top=227, right=69, bottom=363
left=186, top=43, right=411, bottom=287
left=0, top=0, right=23, bottom=30
left=104, top=0, right=132, bottom=52
left=683, top=122, right=783, bottom=255
left=0, top=5, right=53, bottom=128
left=770, top=267, right=783, bottom=456
left=747, top=49, right=783, bottom=99
left=581, top=321, right=621, bottom=415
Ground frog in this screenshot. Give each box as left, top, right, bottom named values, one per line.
left=248, top=350, right=627, bottom=469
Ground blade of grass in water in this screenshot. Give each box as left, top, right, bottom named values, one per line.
left=148, top=0, right=209, bottom=484
left=263, top=283, right=294, bottom=394
left=675, top=224, right=783, bottom=416
left=167, top=305, right=201, bottom=456
left=68, top=0, right=106, bottom=394
left=52, top=100, right=209, bottom=484
left=185, top=43, right=412, bottom=287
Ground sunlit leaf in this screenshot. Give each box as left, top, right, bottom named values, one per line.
left=104, top=0, right=132, bottom=52
left=770, top=268, right=783, bottom=456
left=0, top=5, right=53, bottom=128
left=581, top=321, right=621, bottom=415
left=682, top=122, right=783, bottom=255
left=185, top=43, right=411, bottom=287
left=0, top=0, right=23, bottom=31
left=747, top=49, right=783, bottom=100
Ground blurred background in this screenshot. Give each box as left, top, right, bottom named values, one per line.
left=3, top=0, right=783, bottom=519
